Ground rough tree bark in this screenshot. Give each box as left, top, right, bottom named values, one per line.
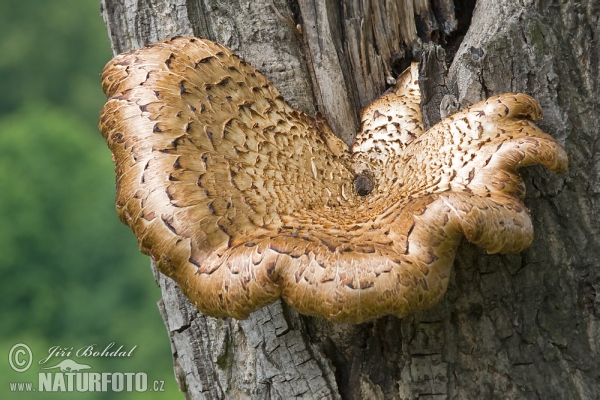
left=100, top=0, right=599, bottom=398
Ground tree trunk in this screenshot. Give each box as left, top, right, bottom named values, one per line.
left=100, top=0, right=599, bottom=398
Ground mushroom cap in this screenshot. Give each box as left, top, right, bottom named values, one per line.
left=99, top=36, right=568, bottom=323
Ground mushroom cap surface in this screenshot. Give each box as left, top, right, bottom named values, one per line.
left=99, top=36, right=568, bottom=323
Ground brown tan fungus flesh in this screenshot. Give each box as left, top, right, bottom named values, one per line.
left=99, top=37, right=568, bottom=323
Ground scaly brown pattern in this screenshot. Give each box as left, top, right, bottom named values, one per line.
left=99, top=36, right=568, bottom=323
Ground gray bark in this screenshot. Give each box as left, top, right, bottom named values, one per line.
left=100, top=0, right=600, bottom=398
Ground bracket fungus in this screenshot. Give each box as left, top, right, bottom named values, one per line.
left=99, top=36, right=568, bottom=323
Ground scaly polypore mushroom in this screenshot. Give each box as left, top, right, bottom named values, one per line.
left=99, top=36, right=568, bottom=323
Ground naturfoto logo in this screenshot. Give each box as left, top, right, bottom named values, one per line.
left=40, top=359, right=91, bottom=372
left=8, top=343, right=165, bottom=393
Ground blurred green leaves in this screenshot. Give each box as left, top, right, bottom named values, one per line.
left=0, top=0, right=110, bottom=122
left=0, top=105, right=139, bottom=339
left=0, top=1, right=179, bottom=398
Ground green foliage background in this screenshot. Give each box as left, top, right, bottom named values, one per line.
left=0, top=1, right=180, bottom=398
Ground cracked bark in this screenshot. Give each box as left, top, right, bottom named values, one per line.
left=101, top=0, right=599, bottom=398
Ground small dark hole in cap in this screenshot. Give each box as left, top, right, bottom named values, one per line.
left=355, top=171, right=375, bottom=196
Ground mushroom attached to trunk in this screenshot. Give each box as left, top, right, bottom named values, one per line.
left=99, top=36, right=568, bottom=323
